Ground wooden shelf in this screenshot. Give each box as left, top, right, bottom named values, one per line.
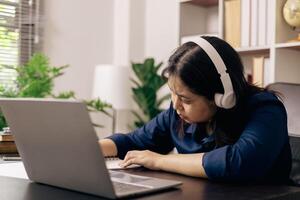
left=180, top=0, right=218, bottom=7
left=236, top=46, right=270, bottom=55
left=275, top=42, right=300, bottom=51
left=178, top=0, right=300, bottom=85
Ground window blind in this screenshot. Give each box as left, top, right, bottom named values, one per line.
left=0, top=0, right=40, bottom=90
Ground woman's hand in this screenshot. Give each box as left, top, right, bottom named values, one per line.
left=119, top=150, right=163, bottom=170
left=119, top=150, right=207, bottom=178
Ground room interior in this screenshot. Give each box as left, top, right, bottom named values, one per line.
left=1, top=0, right=300, bottom=199
left=1, top=0, right=300, bottom=146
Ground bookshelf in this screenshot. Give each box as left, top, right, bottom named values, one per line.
left=179, top=1, right=221, bottom=39
left=236, top=46, right=270, bottom=55
left=275, top=42, right=300, bottom=50
left=178, top=0, right=300, bottom=86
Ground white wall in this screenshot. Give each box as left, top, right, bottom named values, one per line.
left=110, top=0, right=179, bottom=131
left=144, top=0, right=179, bottom=63
left=129, top=0, right=146, bottom=63
left=144, top=0, right=179, bottom=109
left=43, top=0, right=179, bottom=99
left=42, top=0, right=114, bottom=99
left=41, top=0, right=179, bottom=136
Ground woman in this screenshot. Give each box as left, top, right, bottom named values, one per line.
left=99, top=36, right=291, bottom=183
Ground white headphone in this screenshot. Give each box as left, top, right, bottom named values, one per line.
left=194, top=37, right=236, bottom=109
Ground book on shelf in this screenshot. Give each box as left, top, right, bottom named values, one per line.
left=263, top=57, right=272, bottom=87
left=241, top=0, right=250, bottom=47
left=240, top=0, right=270, bottom=47
left=258, top=0, right=267, bottom=46
left=266, top=0, right=274, bottom=45
left=2, top=153, right=21, bottom=161
left=250, top=0, right=258, bottom=47
left=252, top=56, right=265, bottom=87
left=0, top=141, right=18, bottom=154
left=224, top=0, right=241, bottom=48
left=0, top=133, right=14, bottom=142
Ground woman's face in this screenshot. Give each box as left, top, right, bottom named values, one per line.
left=168, top=75, right=216, bottom=124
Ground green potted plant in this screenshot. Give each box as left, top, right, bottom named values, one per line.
left=0, top=53, right=111, bottom=130
left=131, top=58, right=170, bottom=128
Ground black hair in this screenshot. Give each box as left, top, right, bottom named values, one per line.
left=162, top=36, right=267, bottom=147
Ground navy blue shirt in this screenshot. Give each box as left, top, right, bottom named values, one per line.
left=108, top=92, right=291, bottom=183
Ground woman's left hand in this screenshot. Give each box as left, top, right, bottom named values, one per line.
left=119, top=150, right=163, bottom=170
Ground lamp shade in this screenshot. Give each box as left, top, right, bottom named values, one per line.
left=92, top=65, right=132, bottom=109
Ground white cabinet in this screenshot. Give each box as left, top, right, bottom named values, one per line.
left=179, top=0, right=300, bottom=85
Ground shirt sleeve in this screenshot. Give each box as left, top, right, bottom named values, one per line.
left=203, top=102, right=288, bottom=181
left=107, top=104, right=175, bottom=159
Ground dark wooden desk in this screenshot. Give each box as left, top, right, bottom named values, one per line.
left=1, top=167, right=300, bottom=200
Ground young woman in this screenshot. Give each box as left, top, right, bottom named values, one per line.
left=99, top=36, right=291, bottom=183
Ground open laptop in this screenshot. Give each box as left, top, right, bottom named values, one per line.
left=0, top=98, right=182, bottom=199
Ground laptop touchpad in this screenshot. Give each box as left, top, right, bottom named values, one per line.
left=109, top=171, right=151, bottom=183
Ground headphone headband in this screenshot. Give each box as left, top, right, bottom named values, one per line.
left=193, top=37, right=236, bottom=109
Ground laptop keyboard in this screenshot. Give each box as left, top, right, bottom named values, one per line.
left=112, top=181, right=150, bottom=194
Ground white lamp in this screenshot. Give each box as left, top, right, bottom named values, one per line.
left=92, top=64, right=132, bottom=133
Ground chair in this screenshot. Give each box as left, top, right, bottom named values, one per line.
left=267, top=82, right=300, bottom=185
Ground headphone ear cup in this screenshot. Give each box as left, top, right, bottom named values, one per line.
left=214, top=93, right=223, bottom=108
left=214, top=91, right=236, bottom=109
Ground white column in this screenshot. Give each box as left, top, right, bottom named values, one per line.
left=144, top=0, right=180, bottom=62
left=113, top=0, right=130, bottom=66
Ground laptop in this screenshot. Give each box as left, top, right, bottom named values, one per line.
left=0, top=98, right=182, bottom=199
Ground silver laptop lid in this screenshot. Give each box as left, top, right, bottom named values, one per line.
left=0, top=98, right=116, bottom=199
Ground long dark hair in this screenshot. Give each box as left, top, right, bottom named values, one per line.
left=162, top=36, right=267, bottom=147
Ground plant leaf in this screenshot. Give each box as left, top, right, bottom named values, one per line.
left=130, top=58, right=169, bottom=128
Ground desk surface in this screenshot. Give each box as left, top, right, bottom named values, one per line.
left=1, top=167, right=300, bottom=200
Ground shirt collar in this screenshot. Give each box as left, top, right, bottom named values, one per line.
left=185, top=123, right=197, bottom=134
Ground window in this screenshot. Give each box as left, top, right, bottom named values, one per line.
left=0, top=0, right=40, bottom=90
